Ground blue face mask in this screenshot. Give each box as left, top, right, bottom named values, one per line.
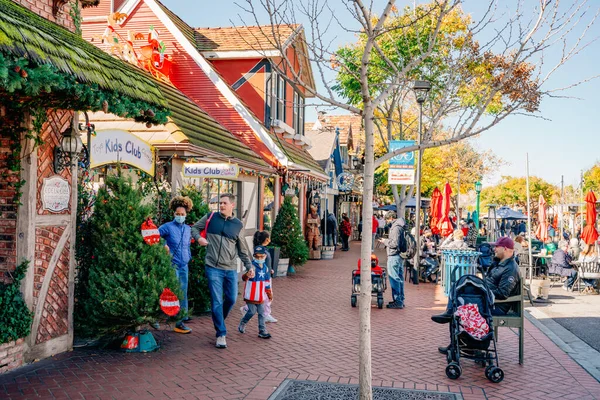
left=254, top=258, right=265, bottom=265
left=174, top=215, right=186, bottom=224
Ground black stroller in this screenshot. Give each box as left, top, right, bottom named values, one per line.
left=445, top=271, right=504, bottom=383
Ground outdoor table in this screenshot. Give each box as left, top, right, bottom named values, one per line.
left=532, top=253, right=552, bottom=276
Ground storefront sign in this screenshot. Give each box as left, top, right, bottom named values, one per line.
left=182, top=163, right=239, bottom=179
left=388, top=140, right=416, bottom=185
left=41, top=176, right=70, bottom=212
left=90, top=130, right=155, bottom=176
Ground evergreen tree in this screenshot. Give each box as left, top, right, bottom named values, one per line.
left=78, top=173, right=180, bottom=337
left=271, top=196, right=309, bottom=266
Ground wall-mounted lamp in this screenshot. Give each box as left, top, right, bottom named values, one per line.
left=53, top=121, right=84, bottom=174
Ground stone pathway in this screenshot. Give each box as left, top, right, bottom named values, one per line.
left=1, top=242, right=599, bottom=399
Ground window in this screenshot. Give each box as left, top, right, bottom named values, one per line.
left=292, top=91, right=299, bottom=133
left=293, top=93, right=305, bottom=136
left=340, top=145, right=349, bottom=166
left=276, top=74, right=286, bottom=122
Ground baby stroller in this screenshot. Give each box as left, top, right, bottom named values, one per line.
left=445, top=270, right=504, bottom=383
left=351, top=254, right=387, bottom=309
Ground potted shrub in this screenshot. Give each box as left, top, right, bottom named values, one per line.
left=271, top=196, right=309, bottom=276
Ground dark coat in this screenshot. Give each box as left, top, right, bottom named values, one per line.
left=549, top=249, right=575, bottom=277
left=485, top=257, right=520, bottom=314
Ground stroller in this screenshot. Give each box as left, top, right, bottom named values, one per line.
left=351, top=254, right=387, bottom=309
left=445, top=270, right=504, bottom=383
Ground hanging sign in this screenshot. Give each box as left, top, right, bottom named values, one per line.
left=90, top=130, right=155, bottom=176
left=41, top=176, right=71, bottom=212
left=183, top=163, right=239, bottom=179
left=336, top=172, right=355, bottom=192
left=388, top=140, right=416, bottom=185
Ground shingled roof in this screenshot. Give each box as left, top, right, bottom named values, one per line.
left=195, top=25, right=299, bottom=52
left=0, top=0, right=167, bottom=107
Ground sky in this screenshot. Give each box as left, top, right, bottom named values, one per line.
left=161, top=0, right=600, bottom=189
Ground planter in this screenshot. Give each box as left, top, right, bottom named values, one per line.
left=309, top=249, right=321, bottom=259
left=321, top=246, right=335, bottom=260
left=530, top=279, right=551, bottom=300
left=268, top=247, right=281, bottom=277
left=277, top=258, right=290, bottom=277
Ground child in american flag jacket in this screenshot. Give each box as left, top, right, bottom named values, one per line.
left=238, top=246, right=273, bottom=339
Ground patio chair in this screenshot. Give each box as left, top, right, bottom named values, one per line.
left=494, top=278, right=525, bottom=365
left=576, top=261, right=600, bottom=293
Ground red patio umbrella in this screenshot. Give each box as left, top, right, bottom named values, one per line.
left=535, top=195, right=549, bottom=243
left=429, top=187, right=442, bottom=235
left=581, top=191, right=599, bottom=245
left=438, top=183, right=453, bottom=237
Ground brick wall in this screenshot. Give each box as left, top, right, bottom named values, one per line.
left=0, top=339, right=25, bottom=374
left=0, top=112, right=18, bottom=279
left=11, top=0, right=76, bottom=32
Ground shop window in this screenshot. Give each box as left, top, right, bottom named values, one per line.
left=198, top=178, right=241, bottom=217
left=293, top=91, right=305, bottom=135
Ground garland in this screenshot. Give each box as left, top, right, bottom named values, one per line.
left=69, top=0, right=82, bottom=35
left=0, top=52, right=170, bottom=203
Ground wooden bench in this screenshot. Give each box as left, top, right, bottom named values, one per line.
left=493, top=278, right=524, bottom=365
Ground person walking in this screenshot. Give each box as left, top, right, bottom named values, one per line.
left=238, top=246, right=273, bottom=339
left=158, top=196, right=194, bottom=334
left=340, top=216, right=352, bottom=251
left=191, top=193, right=252, bottom=349
left=371, top=214, right=378, bottom=251
left=386, top=214, right=408, bottom=309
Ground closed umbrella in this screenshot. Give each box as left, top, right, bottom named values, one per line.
left=438, top=183, right=453, bottom=237
left=581, top=191, right=599, bottom=245
left=535, top=195, right=548, bottom=243
left=429, top=188, right=442, bottom=235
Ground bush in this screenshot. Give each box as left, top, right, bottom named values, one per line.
left=0, top=261, right=32, bottom=344
left=76, top=173, right=180, bottom=337
left=271, top=196, right=309, bottom=266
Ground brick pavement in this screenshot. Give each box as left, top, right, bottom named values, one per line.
left=1, top=241, right=599, bottom=399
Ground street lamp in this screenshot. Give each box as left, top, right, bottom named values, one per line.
left=474, top=181, right=482, bottom=230
left=411, top=79, right=431, bottom=284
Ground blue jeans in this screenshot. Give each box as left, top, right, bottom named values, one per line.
left=241, top=303, right=267, bottom=334
left=173, top=263, right=188, bottom=324
left=325, top=234, right=335, bottom=246
left=205, top=266, right=238, bottom=337
left=387, top=255, right=405, bottom=304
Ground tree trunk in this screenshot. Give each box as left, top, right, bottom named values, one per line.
left=359, top=102, right=375, bottom=400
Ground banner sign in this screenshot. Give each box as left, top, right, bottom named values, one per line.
left=90, top=130, right=155, bottom=176
left=388, top=140, right=416, bottom=185
left=183, top=163, right=239, bottom=179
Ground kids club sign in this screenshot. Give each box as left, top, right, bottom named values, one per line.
left=183, top=163, right=239, bottom=179
left=90, top=130, right=155, bottom=176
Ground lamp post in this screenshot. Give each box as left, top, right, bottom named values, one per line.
left=475, top=181, right=482, bottom=230
left=412, top=79, right=431, bottom=284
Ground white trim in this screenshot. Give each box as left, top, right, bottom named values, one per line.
left=118, top=0, right=141, bottom=14
left=82, top=16, right=107, bottom=22
left=145, top=0, right=289, bottom=167
left=202, top=50, right=282, bottom=59
left=272, top=119, right=295, bottom=136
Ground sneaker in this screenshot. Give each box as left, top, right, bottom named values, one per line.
left=264, top=315, right=278, bottom=323
left=174, top=323, right=192, bottom=334
left=240, top=306, right=247, bottom=315
left=431, top=312, right=452, bottom=324
left=238, top=321, right=246, bottom=334
left=216, top=336, right=227, bottom=349
left=258, top=332, right=272, bottom=339
left=386, top=301, right=405, bottom=309
left=182, top=316, right=192, bottom=322
left=150, top=322, right=160, bottom=330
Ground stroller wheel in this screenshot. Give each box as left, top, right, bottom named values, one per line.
left=445, top=362, right=462, bottom=380
left=351, top=295, right=357, bottom=308
left=377, top=297, right=383, bottom=309
left=485, top=366, right=504, bottom=383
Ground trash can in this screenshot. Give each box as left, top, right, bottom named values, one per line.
left=441, top=250, right=481, bottom=296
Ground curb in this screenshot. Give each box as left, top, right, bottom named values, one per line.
left=525, top=307, right=600, bottom=382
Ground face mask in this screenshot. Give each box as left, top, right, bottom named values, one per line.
left=174, top=215, right=186, bottom=224
left=254, top=258, right=265, bottom=265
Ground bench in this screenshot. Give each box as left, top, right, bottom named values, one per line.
left=493, top=278, right=524, bottom=365
left=576, top=261, right=600, bottom=292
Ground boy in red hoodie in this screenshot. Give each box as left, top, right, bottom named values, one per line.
left=238, top=246, right=273, bottom=339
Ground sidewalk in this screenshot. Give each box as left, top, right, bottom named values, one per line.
left=1, top=241, right=599, bottom=399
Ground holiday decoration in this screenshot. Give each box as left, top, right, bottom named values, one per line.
left=141, top=217, right=160, bottom=245
left=159, top=288, right=180, bottom=316
left=271, top=196, right=309, bottom=267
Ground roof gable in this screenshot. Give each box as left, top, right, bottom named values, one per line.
left=195, top=25, right=299, bottom=52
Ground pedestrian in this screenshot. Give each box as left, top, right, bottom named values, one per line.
left=321, top=210, right=338, bottom=247
left=466, top=219, right=477, bottom=248
left=340, top=215, right=352, bottom=251
left=238, top=246, right=273, bottom=339
left=158, top=196, right=194, bottom=334
left=358, top=219, right=363, bottom=240
left=239, top=231, right=277, bottom=323
left=191, top=193, right=252, bottom=349
left=385, top=214, right=408, bottom=309
left=371, top=214, right=378, bottom=251
left=377, top=214, right=385, bottom=238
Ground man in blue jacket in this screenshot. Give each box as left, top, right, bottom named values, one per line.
left=192, top=193, right=252, bottom=349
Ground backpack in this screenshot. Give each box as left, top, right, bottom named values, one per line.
left=400, top=228, right=416, bottom=259
left=477, top=242, right=494, bottom=271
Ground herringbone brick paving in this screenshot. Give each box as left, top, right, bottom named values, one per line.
left=1, top=241, right=599, bottom=399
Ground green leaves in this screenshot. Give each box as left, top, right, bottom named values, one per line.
left=271, top=197, right=309, bottom=267
left=0, top=260, right=33, bottom=344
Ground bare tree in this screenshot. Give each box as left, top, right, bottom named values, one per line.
left=233, top=0, right=598, bottom=398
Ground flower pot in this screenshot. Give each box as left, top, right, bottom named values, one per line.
left=321, top=246, right=335, bottom=260
left=277, top=258, right=290, bottom=277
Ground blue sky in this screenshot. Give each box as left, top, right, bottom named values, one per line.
left=161, top=0, right=600, bottom=188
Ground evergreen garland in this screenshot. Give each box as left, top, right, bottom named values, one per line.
left=0, top=260, right=33, bottom=344
left=271, top=196, right=309, bottom=267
